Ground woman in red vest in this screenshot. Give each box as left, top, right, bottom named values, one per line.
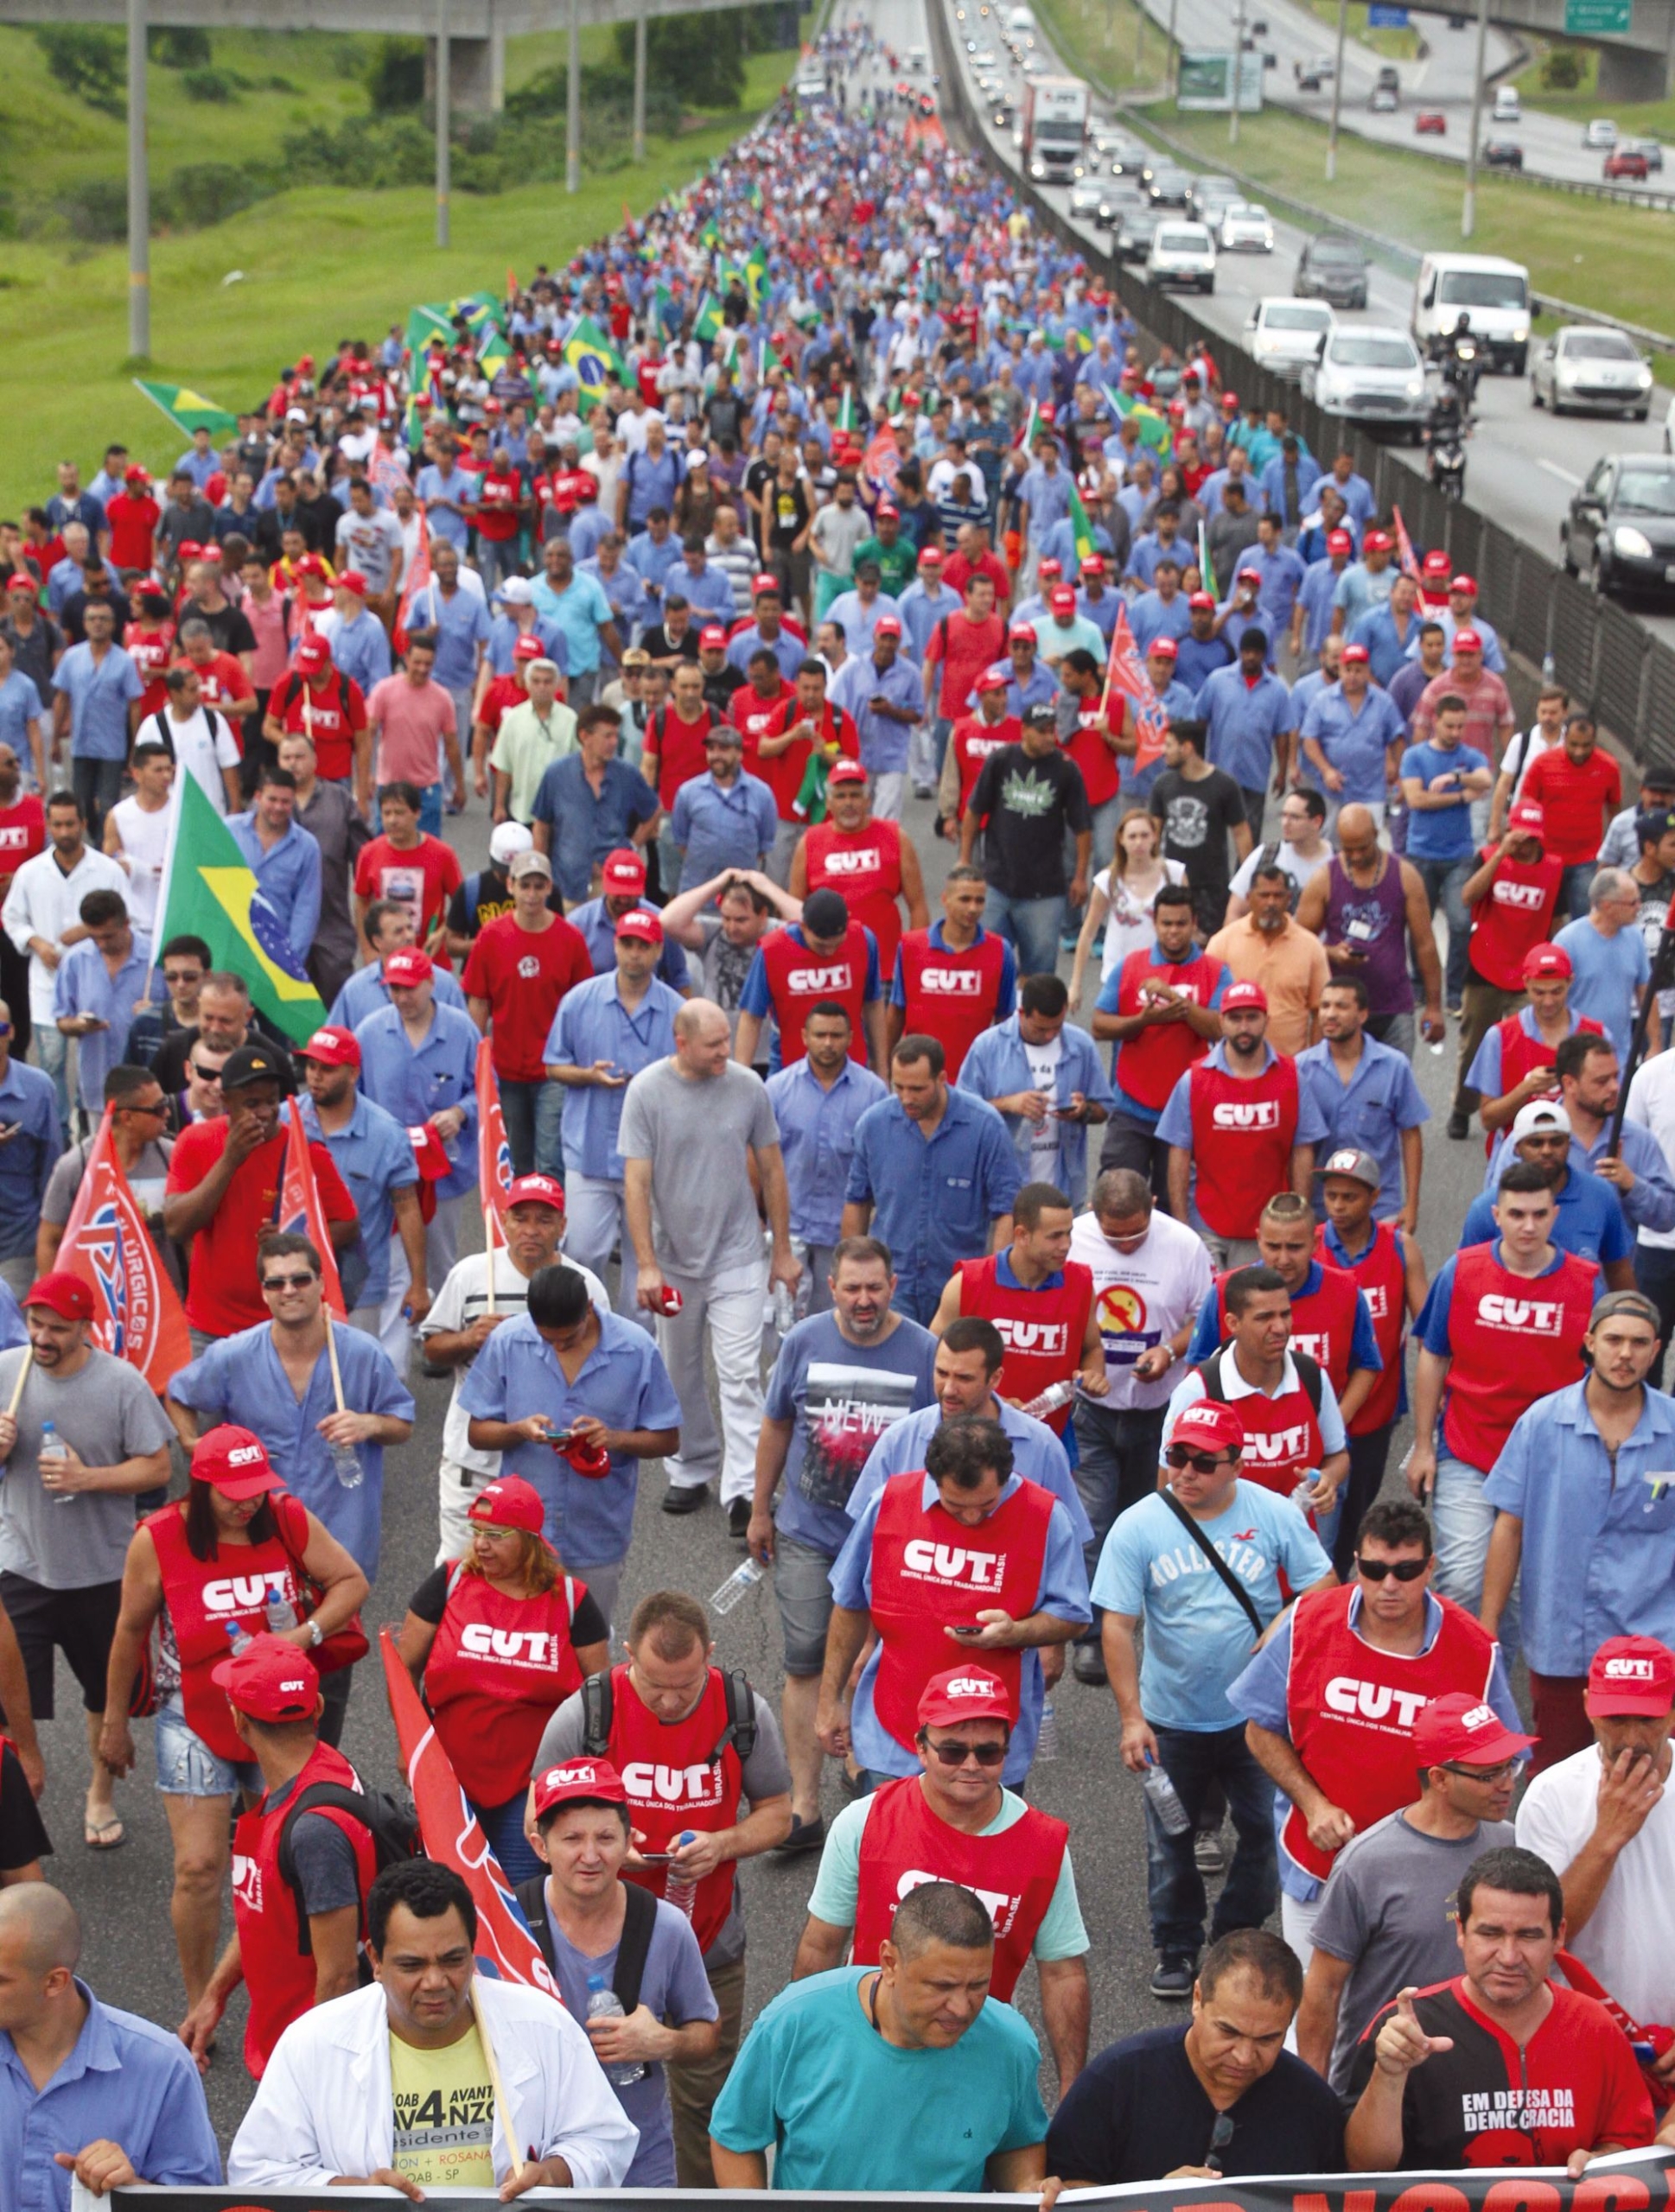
left=397, top=1474, right=608, bottom=1883
left=99, top=1425, right=367, bottom=2017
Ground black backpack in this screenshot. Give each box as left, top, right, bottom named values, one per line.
left=515, top=1871, right=659, bottom=2012
left=276, top=1780, right=419, bottom=1956
left=580, top=1666, right=758, bottom=1766
left=1199, top=1342, right=1324, bottom=1414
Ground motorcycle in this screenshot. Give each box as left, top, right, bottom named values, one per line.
left=1423, top=401, right=1468, bottom=502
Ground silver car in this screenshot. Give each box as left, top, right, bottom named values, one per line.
left=1532, top=325, right=1654, bottom=421
left=1302, top=324, right=1428, bottom=435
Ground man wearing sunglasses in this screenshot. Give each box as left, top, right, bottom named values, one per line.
left=1230, top=1498, right=1516, bottom=1973
left=1095, top=1399, right=1332, bottom=2001
left=793, top=1666, right=1091, bottom=2094
left=36, top=1063, right=172, bottom=1282
left=1458, top=1100, right=1637, bottom=1286
left=1296, top=1691, right=1530, bottom=2093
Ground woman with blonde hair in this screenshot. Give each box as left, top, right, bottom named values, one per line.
left=1069, top=805, right=1186, bottom=1013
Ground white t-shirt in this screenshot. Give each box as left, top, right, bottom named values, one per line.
left=153, top=707, right=240, bottom=817
left=1517, top=1741, right=1675, bottom=2028
left=1022, top=1032, right=1065, bottom=1182
left=106, top=795, right=170, bottom=933
left=1228, top=838, right=1333, bottom=909
left=1095, top=860, right=1188, bottom=982
left=1067, top=1208, right=1213, bottom=1413
left=1627, top=1052, right=1675, bottom=1254
left=1505, top=725, right=1563, bottom=802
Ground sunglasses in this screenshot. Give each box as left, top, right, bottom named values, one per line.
left=188, top=1065, right=224, bottom=1083
left=121, top=1099, right=170, bottom=1117
left=261, top=1273, right=317, bottom=1293
left=1438, top=1757, right=1520, bottom=1783
left=1205, top=2113, right=1235, bottom=2172
left=1165, top=1445, right=1230, bottom=1474
left=1356, top=1556, right=1429, bottom=1582
left=923, top=1739, right=1008, bottom=1767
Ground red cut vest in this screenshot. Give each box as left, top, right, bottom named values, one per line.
left=606, top=1662, right=745, bottom=1955
left=851, top=1775, right=1068, bottom=2002
left=1443, top=1243, right=1597, bottom=1470
left=951, top=714, right=1020, bottom=815
left=1282, top=1581, right=1498, bottom=1879
left=1315, top=1222, right=1409, bottom=1435
left=1201, top=1348, right=1325, bottom=1498
left=804, top=818, right=906, bottom=974
left=1216, top=1261, right=1360, bottom=1402
left=1466, top=849, right=1565, bottom=989
left=1482, top=1012, right=1604, bottom=1155
left=957, top=1255, right=1092, bottom=1433
left=1064, top=702, right=1121, bottom=807
left=869, top=1471, right=1054, bottom=1754
left=1186, top=1055, right=1300, bottom=1238
left=759, top=920, right=872, bottom=1065
left=895, top=927, right=1010, bottom=1080
left=147, top=1495, right=309, bottom=1764
left=424, top=1564, right=588, bottom=1807
left=1111, top=949, right=1220, bottom=1111
left=232, top=1739, right=378, bottom=2077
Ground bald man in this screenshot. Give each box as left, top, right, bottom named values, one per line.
left=0, top=1885, right=220, bottom=2204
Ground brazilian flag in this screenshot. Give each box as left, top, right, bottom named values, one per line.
left=564, top=315, right=627, bottom=403
left=132, top=379, right=238, bottom=442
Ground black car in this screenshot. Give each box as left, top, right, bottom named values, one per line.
left=1117, top=206, right=1164, bottom=263
left=1483, top=137, right=1524, bottom=169
left=1562, top=454, right=1675, bottom=597
left=1148, top=166, right=1193, bottom=206
left=1296, top=229, right=1370, bottom=309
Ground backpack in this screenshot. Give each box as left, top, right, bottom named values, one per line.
left=515, top=1870, right=659, bottom=2013
left=1200, top=1343, right=1324, bottom=1414
left=1250, top=840, right=1302, bottom=914
left=579, top=1666, right=758, bottom=1766
left=276, top=1781, right=419, bottom=1955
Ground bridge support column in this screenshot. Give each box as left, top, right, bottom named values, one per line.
left=1595, top=40, right=1671, bottom=99
left=426, top=28, right=504, bottom=113
left=633, top=2, right=646, bottom=161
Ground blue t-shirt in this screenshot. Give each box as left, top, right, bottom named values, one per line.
left=1399, top=741, right=1488, bottom=861
left=765, top=1312, right=939, bottom=1556
left=1555, top=914, right=1652, bottom=1062
left=1457, top=1165, right=1633, bottom=1272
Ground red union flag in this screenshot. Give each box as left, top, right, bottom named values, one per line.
left=58, top=1107, right=192, bottom=1393
left=1392, top=504, right=1427, bottom=589
left=476, top=1037, right=514, bottom=1249
left=1102, top=600, right=1169, bottom=777
left=278, top=1099, right=347, bottom=1318
left=379, top=1630, right=562, bottom=2001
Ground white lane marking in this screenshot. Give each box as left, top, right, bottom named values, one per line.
left=1538, top=460, right=1583, bottom=487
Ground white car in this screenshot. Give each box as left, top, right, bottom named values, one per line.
left=1220, top=201, right=1275, bottom=251
left=1302, top=323, right=1429, bottom=435
left=1584, top=118, right=1619, bottom=147
left=1370, top=84, right=1398, bottom=111
left=1245, top=296, right=1336, bottom=366
left=1146, top=220, right=1217, bottom=292
left=1070, top=179, right=1107, bottom=220
left=1532, top=325, right=1654, bottom=419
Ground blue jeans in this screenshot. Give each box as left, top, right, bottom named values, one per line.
left=471, top=1789, right=542, bottom=1884
left=34, top=1025, right=69, bottom=1141
left=1412, top=854, right=1473, bottom=1004
left=982, top=887, right=1066, bottom=982
left=499, top=1076, right=564, bottom=1179
left=1072, top=1400, right=1165, bottom=1631
left=1145, top=1720, right=1278, bottom=1959
left=1559, top=861, right=1597, bottom=923
left=417, top=781, right=443, bottom=836
left=1432, top=1451, right=1519, bottom=1656
left=72, top=754, right=124, bottom=839
left=1635, top=1242, right=1675, bottom=1391
left=474, top=538, right=521, bottom=598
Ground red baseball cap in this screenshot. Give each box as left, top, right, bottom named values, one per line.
left=1008, top=621, right=1037, bottom=643
left=828, top=758, right=868, bottom=785
left=296, top=554, right=328, bottom=578
left=1452, top=627, right=1483, bottom=653
left=699, top=624, right=729, bottom=649
left=383, top=949, right=434, bottom=988
left=751, top=573, right=780, bottom=596
left=1327, top=529, right=1353, bottom=555
left=874, top=613, right=903, bottom=638
left=1220, top=391, right=1240, bottom=412
left=1188, top=591, right=1216, bottom=611
left=1508, top=801, right=1547, bottom=836
left=336, top=569, right=368, bottom=596
left=299, top=1025, right=360, bottom=1068
left=506, top=1173, right=566, bottom=1213
left=124, top=466, right=150, bottom=486
left=24, top=1272, right=92, bottom=1322
left=1236, top=566, right=1262, bottom=584
left=295, top=637, right=330, bottom=673
left=512, top=635, right=544, bottom=662
left=1362, top=529, right=1392, bottom=553
left=1589, top=1637, right=1675, bottom=1716
left=468, top=1474, right=545, bottom=1534
left=919, top=545, right=945, bottom=569
left=1413, top=1691, right=1536, bottom=1768
left=1170, top=1399, right=1246, bottom=1455
left=917, top=1666, right=1016, bottom=1730
left=1080, top=556, right=1104, bottom=578
left=1222, top=981, right=1269, bottom=1013
left=602, top=849, right=646, bottom=893
left=974, top=667, right=1009, bottom=695
left=615, top=909, right=664, bottom=945
left=1037, top=558, right=1062, bottom=580
left=190, top=1424, right=283, bottom=1499
left=1423, top=550, right=1452, bottom=578
left=1149, top=637, right=1179, bottom=660
left=1522, top=944, right=1571, bottom=982
left=5, top=575, right=35, bottom=594
left=212, top=1633, right=320, bottom=1723
left=1449, top=574, right=1478, bottom=595
left=876, top=500, right=899, bottom=520
left=177, top=541, right=202, bottom=561
left=532, top=1758, right=628, bottom=1819
left=1341, top=643, right=1371, bottom=664
left=1050, top=587, right=1077, bottom=614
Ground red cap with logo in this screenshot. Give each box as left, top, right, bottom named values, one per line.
left=1221, top=980, right=1269, bottom=1013
left=1327, top=529, right=1353, bottom=555
left=602, top=848, right=646, bottom=893
left=1452, top=628, right=1483, bottom=653
left=1589, top=1637, right=1675, bottom=1715
left=1413, top=1691, right=1537, bottom=1766
left=615, top=909, right=664, bottom=945
left=1423, top=550, right=1452, bottom=578
left=1522, top=943, right=1571, bottom=980
left=296, top=637, right=330, bottom=673
left=828, top=758, right=868, bottom=785
left=751, top=573, right=780, bottom=597
left=699, top=624, right=729, bottom=649
left=1508, top=801, right=1546, bottom=835
left=1450, top=574, right=1478, bottom=596
left=1150, top=637, right=1179, bottom=660
left=919, top=545, right=945, bottom=568
left=1050, top=587, right=1077, bottom=614
left=506, top=1173, right=566, bottom=1213
left=383, top=949, right=434, bottom=988
left=1008, top=621, right=1037, bottom=644
left=467, top=1475, right=545, bottom=1534
left=974, top=667, right=1009, bottom=695
left=24, top=1272, right=92, bottom=1322
left=1170, top=1400, right=1246, bottom=1455
left=212, top=1633, right=320, bottom=1723
left=1188, top=590, right=1216, bottom=611
left=512, top=635, right=544, bottom=662
left=1037, top=558, right=1062, bottom=581
left=1363, top=529, right=1392, bottom=553
left=532, top=1758, right=628, bottom=1818
left=1341, top=643, right=1371, bottom=664
left=1080, top=555, right=1105, bottom=578
left=917, top=1666, right=1016, bottom=1729
left=299, top=1025, right=360, bottom=1069
left=336, top=570, right=368, bottom=596
left=874, top=614, right=903, bottom=639
left=191, top=1424, right=284, bottom=1498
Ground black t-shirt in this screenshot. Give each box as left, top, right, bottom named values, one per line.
left=191, top=601, right=258, bottom=658
left=702, top=663, right=747, bottom=717
left=743, top=456, right=778, bottom=515
left=641, top=622, right=701, bottom=665
left=765, top=479, right=811, bottom=553
left=153, top=1012, right=292, bottom=1096
left=704, top=391, right=746, bottom=445
left=408, top=1564, right=609, bottom=1648
left=967, top=741, right=1092, bottom=899
left=1150, top=766, right=1249, bottom=896
left=1045, top=2024, right=1345, bottom=2185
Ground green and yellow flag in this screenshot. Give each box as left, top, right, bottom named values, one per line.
left=132, top=379, right=238, bottom=442
left=1067, top=480, right=1098, bottom=569
left=564, top=315, right=627, bottom=404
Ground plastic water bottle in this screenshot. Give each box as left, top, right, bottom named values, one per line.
left=224, top=1618, right=255, bottom=1657
left=1036, top=1697, right=1059, bottom=1761
left=771, top=1281, right=797, bottom=1335
left=710, top=1557, right=765, bottom=1616
left=328, top=1436, right=364, bottom=1490
left=665, top=1830, right=700, bottom=1921
left=264, top=1582, right=300, bottom=1632
left=1017, top=1378, right=1077, bottom=1421
left=585, top=1974, right=646, bottom=2087
left=1291, top=1468, right=1322, bottom=1509
left=1142, top=1755, right=1192, bottom=1835
left=39, top=1421, right=72, bottom=1505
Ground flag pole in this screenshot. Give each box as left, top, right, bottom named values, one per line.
left=475, top=1984, right=528, bottom=2184
left=483, top=1205, right=497, bottom=1316
left=326, top=1309, right=346, bottom=1416
left=6, top=1351, right=30, bottom=1419
left=139, top=769, right=186, bottom=1014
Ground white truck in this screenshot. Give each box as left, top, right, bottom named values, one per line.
left=1022, top=75, right=1089, bottom=183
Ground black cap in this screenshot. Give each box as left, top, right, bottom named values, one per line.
left=220, top=1042, right=291, bottom=1092
left=1023, top=702, right=1059, bottom=729
left=802, top=887, right=850, bottom=938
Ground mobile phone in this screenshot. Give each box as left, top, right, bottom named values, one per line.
left=948, top=1624, right=986, bottom=1641
left=545, top=1427, right=576, bottom=1452
left=635, top=1850, right=674, bottom=1865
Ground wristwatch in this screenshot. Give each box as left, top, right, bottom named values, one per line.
left=306, top=1619, right=324, bottom=1649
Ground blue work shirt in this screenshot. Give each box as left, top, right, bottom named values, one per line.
left=413, top=463, right=474, bottom=550
left=765, top=1057, right=889, bottom=1246
left=846, top=1393, right=1093, bottom=1547
left=1300, top=684, right=1407, bottom=805
left=0, top=671, right=43, bottom=767
left=1258, top=453, right=1322, bottom=527
left=670, top=769, right=778, bottom=885
left=1487, top=1377, right=1675, bottom=1676
left=486, top=613, right=568, bottom=677
left=1127, top=534, right=1193, bottom=592
left=1296, top=1034, right=1430, bottom=1217
left=325, top=610, right=392, bottom=696
left=531, top=754, right=658, bottom=906
left=51, top=931, right=161, bottom=1113
left=831, top=1471, right=1090, bottom=1784
left=825, top=590, right=904, bottom=660
left=896, top=580, right=960, bottom=664
left=404, top=581, right=490, bottom=694
left=0, top=1979, right=220, bottom=2212
left=1349, top=602, right=1425, bottom=687
left=566, top=893, right=690, bottom=995
left=1459, top=1163, right=1634, bottom=1271
left=1555, top=914, right=1651, bottom=1062
left=456, top=1308, right=683, bottom=1567
left=53, top=643, right=142, bottom=762
left=1400, top=740, right=1489, bottom=862
left=225, top=811, right=322, bottom=966
left=724, top=623, right=806, bottom=683
left=1019, top=463, right=1073, bottom=533
left=831, top=654, right=924, bottom=777
left=531, top=570, right=615, bottom=677
left=1245, top=542, right=1308, bottom=633
left=169, top=1322, right=415, bottom=1576
left=0, top=1058, right=61, bottom=1260
left=766, top=1310, right=939, bottom=1555
left=672, top=562, right=736, bottom=620
left=548, top=970, right=683, bottom=1180
left=298, top=1089, right=418, bottom=1310
left=353, top=998, right=480, bottom=1198
left=1076, top=586, right=1122, bottom=645
left=1194, top=666, right=1294, bottom=793
left=1185, top=1256, right=1384, bottom=1376
left=621, top=447, right=680, bottom=531
left=961, top=661, right=1060, bottom=721
left=1228, top=1586, right=1521, bottom=1901
left=1333, top=560, right=1395, bottom=632
left=1155, top=1043, right=1331, bottom=1238
left=326, top=961, right=466, bottom=1030
left=1173, top=627, right=1235, bottom=694
left=844, top=1086, right=1022, bottom=1321
left=1296, top=561, right=1346, bottom=660
left=957, top=1014, right=1115, bottom=1195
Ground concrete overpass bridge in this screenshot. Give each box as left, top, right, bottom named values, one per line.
left=1400, top=0, right=1675, bottom=100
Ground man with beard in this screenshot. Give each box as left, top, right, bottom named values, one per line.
left=1206, top=865, right=1330, bottom=1058
left=747, top=1237, right=938, bottom=1855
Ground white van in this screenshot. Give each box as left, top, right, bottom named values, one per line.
left=1412, top=251, right=1532, bottom=373
left=1491, top=84, right=1521, bottom=122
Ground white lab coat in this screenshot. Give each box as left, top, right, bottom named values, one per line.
left=227, top=1977, right=639, bottom=2192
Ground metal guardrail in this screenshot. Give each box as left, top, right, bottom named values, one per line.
left=929, top=0, right=1675, bottom=763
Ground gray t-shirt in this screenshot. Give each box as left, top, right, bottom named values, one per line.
left=616, top=1056, right=780, bottom=1279
left=42, top=1135, right=173, bottom=1228
left=1312, top=1809, right=1515, bottom=2092
left=810, top=501, right=870, bottom=584
left=0, top=1345, right=175, bottom=1587
left=534, top=1681, right=791, bottom=1970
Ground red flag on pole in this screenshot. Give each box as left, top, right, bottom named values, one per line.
left=278, top=1099, right=347, bottom=1318
left=475, top=1038, right=514, bottom=1251
left=1391, top=505, right=1427, bottom=589
left=379, top=1630, right=562, bottom=2000
left=1100, top=601, right=1170, bottom=779
left=58, top=1107, right=192, bottom=1394
left=393, top=503, right=431, bottom=658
